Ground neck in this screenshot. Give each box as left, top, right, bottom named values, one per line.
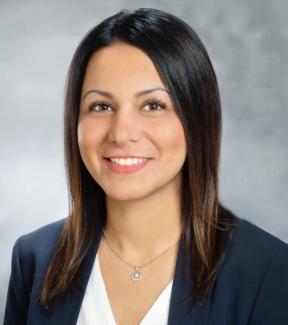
left=103, top=177, right=183, bottom=264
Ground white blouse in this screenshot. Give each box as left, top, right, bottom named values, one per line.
left=77, top=252, right=173, bottom=325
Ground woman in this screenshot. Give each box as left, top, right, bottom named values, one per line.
left=4, top=8, right=288, bottom=325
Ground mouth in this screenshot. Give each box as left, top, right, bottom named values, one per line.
left=103, top=157, right=151, bottom=173
left=104, top=155, right=151, bottom=159
left=104, top=157, right=151, bottom=165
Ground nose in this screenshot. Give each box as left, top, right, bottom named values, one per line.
left=108, top=108, right=141, bottom=145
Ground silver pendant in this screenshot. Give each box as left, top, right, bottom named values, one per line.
left=131, top=266, right=142, bottom=281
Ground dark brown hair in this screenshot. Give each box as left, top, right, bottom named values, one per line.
left=39, top=7, right=237, bottom=311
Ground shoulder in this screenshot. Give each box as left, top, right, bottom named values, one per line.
left=214, top=208, right=288, bottom=323
left=238, top=220, right=288, bottom=323
left=15, top=218, right=66, bottom=256
left=212, top=205, right=288, bottom=325
left=228, top=215, right=288, bottom=267
left=217, top=205, right=288, bottom=269
left=10, top=218, right=67, bottom=291
left=218, top=206, right=288, bottom=292
left=4, top=218, right=67, bottom=323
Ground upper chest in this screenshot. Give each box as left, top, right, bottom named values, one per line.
left=97, top=239, right=178, bottom=325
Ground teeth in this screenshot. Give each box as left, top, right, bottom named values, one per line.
left=109, top=158, right=146, bottom=166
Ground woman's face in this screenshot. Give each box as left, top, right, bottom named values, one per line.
left=78, top=40, right=187, bottom=201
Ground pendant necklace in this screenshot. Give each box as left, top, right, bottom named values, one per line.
left=102, top=230, right=181, bottom=281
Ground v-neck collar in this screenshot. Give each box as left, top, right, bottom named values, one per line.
left=95, top=252, right=174, bottom=324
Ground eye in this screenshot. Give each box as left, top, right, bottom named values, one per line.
left=143, top=100, right=167, bottom=111
left=88, top=100, right=167, bottom=112
left=89, top=102, right=113, bottom=112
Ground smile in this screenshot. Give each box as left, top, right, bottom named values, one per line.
left=108, top=157, right=147, bottom=166
left=104, top=157, right=151, bottom=173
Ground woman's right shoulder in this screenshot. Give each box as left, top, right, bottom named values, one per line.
left=13, top=218, right=67, bottom=262
left=5, top=219, right=68, bottom=323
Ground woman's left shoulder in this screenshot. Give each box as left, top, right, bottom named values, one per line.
left=228, top=217, right=288, bottom=323
left=229, top=216, right=288, bottom=265
left=218, top=205, right=288, bottom=270
left=212, top=213, right=288, bottom=323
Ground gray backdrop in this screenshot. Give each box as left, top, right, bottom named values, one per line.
left=1, top=0, right=287, bottom=320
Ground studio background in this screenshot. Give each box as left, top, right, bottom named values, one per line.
left=1, top=0, right=287, bottom=321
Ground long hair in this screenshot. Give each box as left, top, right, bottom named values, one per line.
left=39, top=7, right=237, bottom=311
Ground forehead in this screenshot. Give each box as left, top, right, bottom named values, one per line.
left=81, top=41, right=166, bottom=94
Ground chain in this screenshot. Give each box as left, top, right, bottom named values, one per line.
left=102, top=229, right=181, bottom=269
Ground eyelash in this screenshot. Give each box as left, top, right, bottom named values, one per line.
left=88, top=100, right=167, bottom=112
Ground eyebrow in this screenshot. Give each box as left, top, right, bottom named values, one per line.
left=82, top=87, right=170, bottom=100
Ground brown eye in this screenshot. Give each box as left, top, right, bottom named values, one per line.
left=89, top=102, right=112, bottom=112
left=143, top=101, right=167, bottom=111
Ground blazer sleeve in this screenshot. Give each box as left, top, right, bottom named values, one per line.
left=248, top=242, right=288, bottom=324
left=4, top=236, right=31, bottom=325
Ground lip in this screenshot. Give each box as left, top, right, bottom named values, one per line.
left=104, top=157, right=151, bottom=173
left=104, top=155, right=151, bottom=159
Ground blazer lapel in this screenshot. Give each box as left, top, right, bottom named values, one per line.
left=167, top=236, right=212, bottom=325
left=42, top=229, right=103, bottom=325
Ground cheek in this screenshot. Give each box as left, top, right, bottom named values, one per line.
left=78, top=119, right=105, bottom=145
left=173, top=122, right=186, bottom=150
left=77, top=121, right=92, bottom=154
left=77, top=119, right=106, bottom=160
left=152, top=118, right=186, bottom=157
left=77, top=120, right=109, bottom=179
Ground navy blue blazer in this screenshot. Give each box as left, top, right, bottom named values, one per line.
left=4, top=214, right=288, bottom=324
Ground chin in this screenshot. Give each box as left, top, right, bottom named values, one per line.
left=104, top=186, right=156, bottom=202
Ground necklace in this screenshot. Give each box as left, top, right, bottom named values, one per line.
left=102, top=230, right=181, bottom=281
